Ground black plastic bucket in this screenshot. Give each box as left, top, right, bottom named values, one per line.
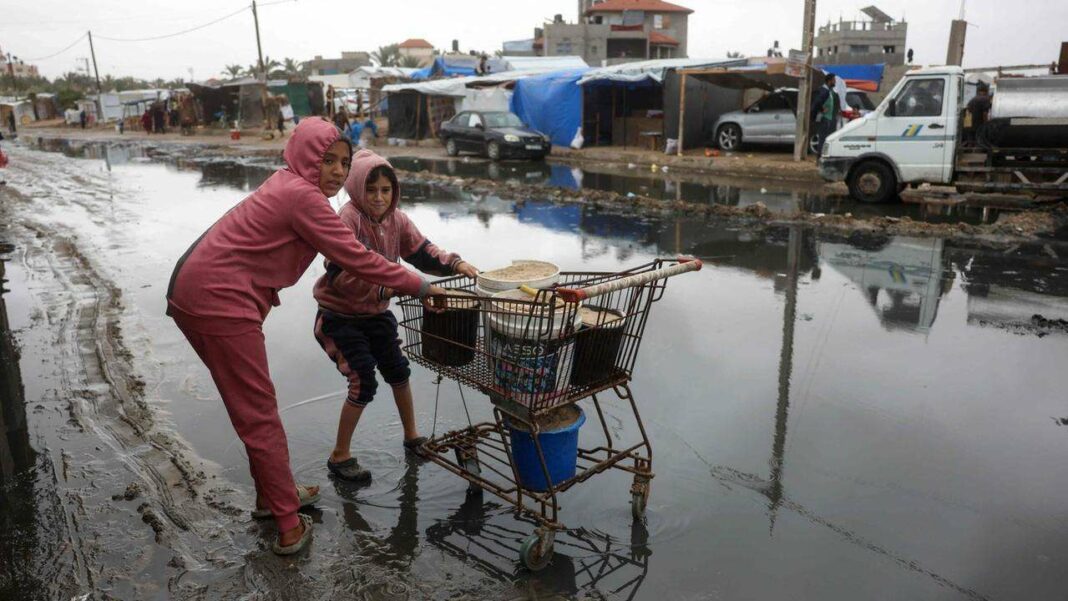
left=421, top=291, right=480, bottom=367
left=570, top=307, right=626, bottom=387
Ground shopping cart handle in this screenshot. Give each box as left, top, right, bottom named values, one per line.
left=557, top=256, right=702, bottom=303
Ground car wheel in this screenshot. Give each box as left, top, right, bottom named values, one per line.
left=847, top=160, right=898, bottom=204
left=445, top=137, right=459, bottom=157
left=716, top=124, right=742, bottom=151
left=487, top=141, right=501, bottom=161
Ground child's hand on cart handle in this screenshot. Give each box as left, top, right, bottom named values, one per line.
left=455, top=261, right=480, bottom=278
left=422, top=284, right=449, bottom=313
left=556, top=256, right=703, bottom=303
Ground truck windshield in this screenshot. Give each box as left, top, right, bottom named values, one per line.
left=896, top=79, right=945, bottom=117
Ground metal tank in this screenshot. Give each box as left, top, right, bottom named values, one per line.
left=984, top=75, right=1068, bottom=148
left=991, top=75, right=1068, bottom=120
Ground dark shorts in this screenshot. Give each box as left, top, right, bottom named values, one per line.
left=313, top=309, right=410, bottom=406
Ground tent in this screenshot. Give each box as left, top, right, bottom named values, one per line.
left=0, top=101, right=34, bottom=127
left=30, top=93, right=60, bottom=120
left=817, top=64, right=885, bottom=92
left=510, top=68, right=589, bottom=148
left=412, top=55, right=509, bottom=80
left=268, top=80, right=322, bottom=116
left=578, top=58, right=743, bottom=148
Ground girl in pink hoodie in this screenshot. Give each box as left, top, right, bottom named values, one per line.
left=166, top=118, right=446, bottom=554
left=312, top=151, right=478, bottom=482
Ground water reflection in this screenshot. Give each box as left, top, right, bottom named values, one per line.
left=0, top=246, right=43, bottom=598
left=425, top=488, right=650, bottom=599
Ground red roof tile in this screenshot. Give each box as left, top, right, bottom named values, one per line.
left=398, top=38, right=434, bottom=49
left=648, top=31, right=679, bottom=45
left=587, top=0, right=693, bottom=15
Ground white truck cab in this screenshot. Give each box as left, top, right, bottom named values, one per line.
left=819, top=67, right=965, bottom=203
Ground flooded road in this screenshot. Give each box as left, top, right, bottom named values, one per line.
left=2, top=138, right=1068, bottom=599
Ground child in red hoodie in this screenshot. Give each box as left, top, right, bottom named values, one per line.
left=167, top=119, right=446, bottom=554
left=313, top=150, right=478, bottom=482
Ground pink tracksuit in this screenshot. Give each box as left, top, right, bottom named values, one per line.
left=166, top=118, right=427, bottom=532
left=313, top=150, right=461, bottom=406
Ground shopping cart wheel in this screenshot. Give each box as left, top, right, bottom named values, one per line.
left=631, top=476, right=651, bottom=520
left=519, top=531, right=554, bottom=571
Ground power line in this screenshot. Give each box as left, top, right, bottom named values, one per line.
left=22, top=32, right=88, bottom=61
left=94, top=4, right=252, bottom=43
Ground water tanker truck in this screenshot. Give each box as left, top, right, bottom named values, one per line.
left=818, top=67, right=1068, bottom=203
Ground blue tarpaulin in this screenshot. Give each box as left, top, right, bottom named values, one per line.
left=511, top=68, right=589, bottom=148
left=817, top=64, right=885, bottom=89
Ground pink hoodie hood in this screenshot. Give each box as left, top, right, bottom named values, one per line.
left=343, top=150, right=399, bottom=221
left=283, top=117, right=351, bottom=185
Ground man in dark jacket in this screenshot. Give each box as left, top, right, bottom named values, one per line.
left=811, top=73, right=840, bottom=156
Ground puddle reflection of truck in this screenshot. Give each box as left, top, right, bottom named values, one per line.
left=819, top=67, right=1068, bottom=203
left=819, top=237, right=951, bottom=333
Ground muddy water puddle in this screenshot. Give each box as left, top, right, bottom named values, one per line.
left=3, top=139, right=1068, bottom=599
left=389, top=155, right=1003, bottom=226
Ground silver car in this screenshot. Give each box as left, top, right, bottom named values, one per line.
left=712, top=88, right=874, bottom=152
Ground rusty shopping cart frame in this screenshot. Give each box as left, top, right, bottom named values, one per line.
left=397, top=258, right=700, bottom=570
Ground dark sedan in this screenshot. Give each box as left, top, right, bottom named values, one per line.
left=440, top=111, right=551, bottom=161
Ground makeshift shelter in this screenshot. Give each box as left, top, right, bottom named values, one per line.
left=411, top=55, right=509, bottom=80
left=578, top=58, right=743, bottom=148
left=673, top=62, right=805, bottom=154
left=189, top=79, right=267, bottom=128
left=817, top=64, right=885, bottom=92
left=30, top=93, right=60, bottom=120
left=382, top=70, right=553, bottom=139
left=511, top=69, right=589, bottom=148
left=501, top=56, right=588, bottom=72
left=267, top=80, right=322, bottom=116
left=0, top=100, right=34, bottom=127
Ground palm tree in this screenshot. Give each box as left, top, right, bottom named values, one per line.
left=224, top=64, right=244, bottom=79
left=151, top=78, right=166, bottom=89
left=102, top=74, right=116, bottom=92
left=398, top=55, right=423, bottom=69
left=371, top=44, right=400, bottom=67
left=283, top=58, right=303, bottom=76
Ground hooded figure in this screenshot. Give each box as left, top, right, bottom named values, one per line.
left=311, top=150, right=474, bottom=483
left=313, top=150, right=462, bottom=317
left=166, top=118, right=433, bottom=554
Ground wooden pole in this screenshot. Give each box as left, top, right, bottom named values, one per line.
left=793, top=0, right=817, bottom=161
left=252, top=0, right=265, bottom=80
left=88, top=31, right=103, bottom=122
left=677, top=71, right=687, bottom=156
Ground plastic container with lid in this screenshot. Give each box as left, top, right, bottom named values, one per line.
left=476, top=260, right=560, bottom=297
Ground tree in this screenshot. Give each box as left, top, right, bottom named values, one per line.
left=726, top=51, right=744, bottom=59
left=371, top=44, right=401, bottom=67
left=398, top=55, right=423, bottom=69
left=282, top=58, right=303, bottom=76
left=224, top=64, right=244, bottom=79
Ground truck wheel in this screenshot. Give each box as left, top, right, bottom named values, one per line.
left=445, top=138, right=459, bottom=157
left=848, top=160, right=898, bottom=204
left=716, top=124, right=742, bottom=151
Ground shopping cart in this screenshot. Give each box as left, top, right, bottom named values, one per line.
left=397, top=258, right=701, bottom=570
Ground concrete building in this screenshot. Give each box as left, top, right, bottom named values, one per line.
left=543, top=0, right=692, bottom=67
left=397, top=39, right=435, bottom=67
left=815, top=5, right=907, bottom=66
left=303, top=52, right=371, bottom=76
left=0, top=46, right=40, bottom=79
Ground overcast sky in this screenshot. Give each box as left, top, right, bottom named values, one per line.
left=3, top=0, right=1065, bottom=81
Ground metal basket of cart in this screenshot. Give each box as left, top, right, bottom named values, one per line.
left=397, top=258, right=702, bottom=570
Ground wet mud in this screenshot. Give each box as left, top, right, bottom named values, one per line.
left=3, top=137, right=1068, bottom=599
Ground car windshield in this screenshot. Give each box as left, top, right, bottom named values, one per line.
left=848, top=92, right=876, bottom=111
left=483, top=112, right=524, bottom=128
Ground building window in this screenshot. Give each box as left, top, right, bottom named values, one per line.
left=883, top=45, right=896, bottom=54
left=590, top=45, right=598, bottom=55
left=653, top=14, right=663, bottom=29
left=593, top=15, right=603, bottom=24
left=850, top=45, right=870, bottom=53
left=558, top=42, right=573, bottom=54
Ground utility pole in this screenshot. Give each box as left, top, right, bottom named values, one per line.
left=252, top=0, right=265, bottom=80
left=88, top=31, right=103, bottom=124
left=793, top=0, right=817, bottom=161
left=946, top=0, right=967, bottom=66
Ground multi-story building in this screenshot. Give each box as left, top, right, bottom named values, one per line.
left=397, top=39, right=435, bottom=67
left=0, top=46, right=40, bottom=78
left=815, top=5, right=907, bottom=66
left=303, top=51, right=371, bottom=76
left=542, top=0, right=692, bottom=66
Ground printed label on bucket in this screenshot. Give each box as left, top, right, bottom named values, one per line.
left=488, top=329, right=566, bottom=398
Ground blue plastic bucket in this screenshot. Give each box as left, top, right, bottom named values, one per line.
left=507, top=406, right=586, bottom=492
